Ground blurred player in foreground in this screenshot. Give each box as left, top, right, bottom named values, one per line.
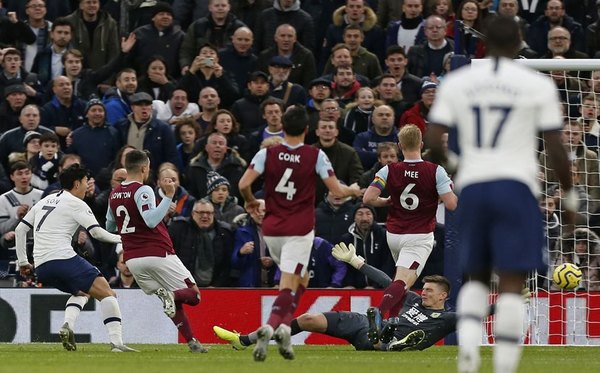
left=427, top=15, right=576, bottom=373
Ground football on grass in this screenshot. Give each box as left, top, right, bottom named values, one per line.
left=553, top=263, right=582, bottom=290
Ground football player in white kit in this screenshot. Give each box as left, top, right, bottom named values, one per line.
left=427, top=16, right=577, bottom=373
left=15, top=164, right=137, bottom=352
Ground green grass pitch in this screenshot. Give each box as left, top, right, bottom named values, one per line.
left=1, top=344, right=599, bottom=373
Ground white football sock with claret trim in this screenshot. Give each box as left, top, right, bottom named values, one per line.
left=457, top=281, right=489, bottom=373
left=493, top=293, right=524, bottom=373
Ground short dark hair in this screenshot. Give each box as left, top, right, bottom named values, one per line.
left=59, top=154, right=81, bottom=168
left=39, top=132, right=60, bottom=145
left=422, top=275, right=451, bottom=295
left=125, top=149, right=150, bottom=173
left=3, top=48, right=21, bottom=60
left=343, top=24, right=364, bottom=36
left=199, top=43, right=218, bottom=55
left=386, top=45, right=407, bottom=58
left=10, top=160, right=31, bottom=175
left=59, top=163, right=89, bottom=190
left=334, top=64, right=354, bottom=76
left=51, top=17, right=72, bottom=32
left=116, top=68, right=137, bottom=81
left=282, top=105, right=309, bottom=136
left=260, top=98, right=284, bottom=115
left=482, top=15, right=521, bottom=57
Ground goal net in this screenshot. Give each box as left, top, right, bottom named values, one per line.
left=461, top=59, right=600, bottom=345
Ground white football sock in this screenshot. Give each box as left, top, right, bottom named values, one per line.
left=64, top=295, right=88, bottom=329
left=100, top=296, right=124, bottom=346
left=494, top=293, right=524, bottom=373
left=457, top=281, right=489, bottom=373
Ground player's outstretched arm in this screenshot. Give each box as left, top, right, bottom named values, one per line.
left=332, top=243, right=393, bottom=287
left=88, top=226, right=121, bottom=244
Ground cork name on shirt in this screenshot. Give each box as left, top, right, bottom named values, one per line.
left=278, top=152, right=300, bottom=163
left=111, top=191, right=132, bottom=199
left=405, top=170, right=419, bottom=178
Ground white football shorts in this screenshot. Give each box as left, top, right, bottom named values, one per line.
left=264, top=230, right=315, bottom=277
left=386, top=232, right=434, bottom=276
left=126, top=254, right=196, bottom=294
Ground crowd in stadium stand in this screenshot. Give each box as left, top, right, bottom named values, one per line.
left=0, top=0, right=599, bottom=291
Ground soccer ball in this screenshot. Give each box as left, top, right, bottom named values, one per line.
left=552, top=263, right=583, bottom=290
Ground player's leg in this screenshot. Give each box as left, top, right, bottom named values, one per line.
left=490, top=182, right=544, bottom=373
left=133, top=255, right=207, bottom=353
left=494, top=272, right=527, bottom=373
left=60, top=294, right=89, bottom=351
left=456, top=184, right=491, bottom=373
left=87, top=275, right=138, bottom=352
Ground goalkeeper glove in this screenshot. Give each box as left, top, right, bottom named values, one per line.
left=332, top=242, right=365, bottom=269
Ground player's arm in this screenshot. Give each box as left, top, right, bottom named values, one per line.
left=543, top=130, right=576, bottom=224
left=363, top=166, right=391, bottom=207
left=332, top=243, right=393, bottom=287
left=135, top=185, right=172, bottom=228
left=238, top=149, right=265, bottom=213
left=72, top=199, right=121, bottom=244
left=15, top=212, right=34, bottom=267
left=435, top=165, right=458, bottom=211
left=105, top=206, right=117, bottom=233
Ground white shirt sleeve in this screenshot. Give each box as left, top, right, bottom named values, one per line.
left=135, top=185, right=171, bottom=229
left=435, top=165, right=453, bottom=195
left=249, top=148, right=267, bottom=175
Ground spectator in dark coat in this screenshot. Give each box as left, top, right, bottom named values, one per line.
left=315, top=190, right=359, bottom=245
left=256, top=24, right=317, bottom=88
left=0, top=84, right=29, bottom=134
left=130, top=2, right=185, bottom=79
left=526, top=0, right=585, bottom=56
left=353, top=104, right=397, bottom=169
left=230, top=71, right=273, bottom=136
left=114, top=92, right=178, bottom=174
left=540, top=25, right=589, bottom=58
left=407, top=15, right=454, bottom=79
left=231, top=199, right=276, bottom=287
left=31, top=17, right=73, bottom=88
left=172, top=0, right=209, bottom=31
left=67, top=98, right=122, bottom=178
left=0, top=104, right=53, bottom=174
left=313, top=119, right=363, bottom=206
left=0, top=9, right=36, bottom=47
left=321, top=1, right=385, bottom=70
left=231, top=0, right=271, bottom=32
left=177, top=43, right=239, bottom=107
left=218, top=26, right=258, bottom=91
left=0, top=48, right=43, bottom=104
left=136, top=56, right=177, bottom=102
left=185, top=132, right=246, bottom=199
left=169, top=199, right=235, bottom=287
left=384, top=46, right=422, bottom=109
left=266, top=55, right=307, bottom=108
left=40, top=76, right=86, bottom=150
left=339, top=203, right=395, bottom=288
left=179, top=0, right=245, bottom=72
left=4, top=0, right=73, bottom=22
left=254, top=0, right=315, bottom=52
left=64, top=1, right=120, bottom=71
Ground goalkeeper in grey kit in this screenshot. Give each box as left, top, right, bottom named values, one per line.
left=215, top=243, right=459, bottom=351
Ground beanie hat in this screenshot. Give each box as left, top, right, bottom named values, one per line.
left=84, top=97, right=105, bottom=115
left=23, top=130, right=42, bottom=146
left=420, top=80, right=438, bottom=94
left=206, top=171, right=230, bottom=195
left=151, top=2, right=174, bottom=18
left=352, top=203, right=377, bottom=219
